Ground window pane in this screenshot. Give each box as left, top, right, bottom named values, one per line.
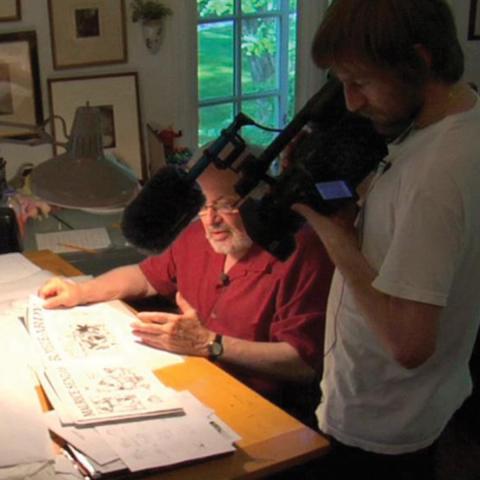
left=287, top=11, right=297, bottom=120
left=197, top=0, right=234, bottom=19
left=241, top=17, right=278, bottom=95
left=241, top=97, right=278, bottom=147
left=199, top=103, right=234, bottom=147
left=198, top=22, right=234, bottom=101
left=241, top=0, right=280, bottom=14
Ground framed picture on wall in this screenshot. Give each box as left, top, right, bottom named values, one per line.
left=469, top=0, right=480, bottom=40
left=48, top=0, right=127, bottom=69
left=0, top=31, right=43, bottom=139
left=0, top=0, right=21, bottom=22
left=47, top=73, right=146, bottom=180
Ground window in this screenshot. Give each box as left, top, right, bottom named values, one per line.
left=197, top=0, right=298, bottom=148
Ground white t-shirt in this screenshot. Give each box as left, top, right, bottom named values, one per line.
left=317, top=98, right=480, bottom=454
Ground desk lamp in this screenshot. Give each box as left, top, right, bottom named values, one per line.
left=0, top=105, right=139, bottom=210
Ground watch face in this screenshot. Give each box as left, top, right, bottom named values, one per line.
left=210, top=341, right=223, bottom=358
left=209, top=335, right=223, bottom=359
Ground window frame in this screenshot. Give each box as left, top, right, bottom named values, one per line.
left=197, top=0, right=296, bottom=146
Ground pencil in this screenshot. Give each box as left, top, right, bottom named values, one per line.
left=57, top=242, right=97, bottom=254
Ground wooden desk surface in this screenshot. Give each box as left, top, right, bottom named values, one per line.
left=25, top=250, right=330, bottom=479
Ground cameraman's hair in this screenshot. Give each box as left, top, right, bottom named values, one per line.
left=312, top=0, right=464, bottom=84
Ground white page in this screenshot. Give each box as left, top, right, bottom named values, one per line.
left=107, top=300, right=184, bottom=370
left=35, top=227, right=111, bottom=253
left=0, top=270, right=53, bottom=305
left=42, top=363, right=182, bottom=426
left=95, top=391, right=237, bottom=473
left=0, top=301, right=54, bottom=469
left=0, top=302, right=39, bottom=381
left=0, top=252, right=40, bottom=283
left=0, top=355, right=54, bottom=467
left=28, top=296, right=183, bottom=369
left=45, top=411, right=118, bottom=466
left=96, top=410, right=236, bottom=472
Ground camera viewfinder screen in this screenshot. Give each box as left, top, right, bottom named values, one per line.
left=315, top=180, right=354, bottom=200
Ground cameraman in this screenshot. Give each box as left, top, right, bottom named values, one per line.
left=294, top=0, right=480, bottom=478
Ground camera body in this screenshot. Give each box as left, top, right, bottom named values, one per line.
left=236, top=110, right=387, bottom=259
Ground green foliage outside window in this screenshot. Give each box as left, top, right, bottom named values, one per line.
left=197, top=0, right=297, bottom=147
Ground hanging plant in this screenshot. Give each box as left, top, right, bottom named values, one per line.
left=130, top=0, right=172, bottom=23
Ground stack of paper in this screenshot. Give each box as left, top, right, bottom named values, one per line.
left=27, top=296, right=183, bottom=425
left=46, top=391, right=239, bottom=475
left=0, top=254, right=56, bottom=471
left=25, top=296, right=240, bottom=476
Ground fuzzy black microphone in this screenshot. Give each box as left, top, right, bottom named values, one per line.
left=121, top=165, right=205, bottom=254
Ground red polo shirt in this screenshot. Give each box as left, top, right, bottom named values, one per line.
left=139, top=220, right=333, bottom=423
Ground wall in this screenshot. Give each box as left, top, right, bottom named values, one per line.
left=1, top=0, right=479, bottom=182
left=451, top=0, right=480, bottom=88
left=0, top=0, right=196, bottom=181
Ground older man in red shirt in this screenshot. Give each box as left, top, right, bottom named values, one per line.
left=39, top=164, right=333, bottom=428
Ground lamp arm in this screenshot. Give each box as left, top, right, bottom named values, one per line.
left=0, top=115, right=69, bottom=148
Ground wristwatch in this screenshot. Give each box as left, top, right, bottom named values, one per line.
left=208, top=333, right=224, bottom=361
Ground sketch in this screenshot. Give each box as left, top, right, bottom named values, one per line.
left=44, top=362, right=181, bottom=425
left=48, top=0, right=127, bottom=69
left=72, top=322, right=118, bottom=354
left=75, top=8, right=100, bottom=38
left=27, top=296, right=182, bottom=426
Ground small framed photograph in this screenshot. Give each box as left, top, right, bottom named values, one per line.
left=0, top=31, right=43, bottom=139
left=47, top=0, right=127, bottom=69
left=0, top=0, right=21, bottom=22
left=469, top=0, right=480, bottom=40
left=48, top=73, right=146, bottom=180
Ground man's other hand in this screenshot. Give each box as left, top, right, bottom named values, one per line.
left=131, top=292, right=214, bottom=356
left=38, top=277, right=83, bottom=309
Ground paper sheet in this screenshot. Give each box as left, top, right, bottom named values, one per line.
left=45, top=411, right=118, bottom=466
left=0, top=348, right=54, bottom=467
left=0, top=270, right=53, bottom=305
left=27, top=296, right=183, bottom=425
left=95, top=391, right=237, bottom=472
left=0, top=252, right=41, bottom=283
left=35, top=227, right=111, bottom=253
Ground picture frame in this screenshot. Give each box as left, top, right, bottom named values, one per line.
left=47, top=0, right=127, bottom=70
left=469, top=0, right=480, bottom=40
left=0, top=0, right=21, bottom=22
left=48, top=73, right=146, bottom=180
left=0, top=31, right=43, bottom=139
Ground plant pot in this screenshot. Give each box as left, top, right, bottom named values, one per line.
left=142, top=19, right=164, bottom=54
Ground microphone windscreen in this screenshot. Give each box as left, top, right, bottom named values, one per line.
left=121, top=165, right=205, bottom=254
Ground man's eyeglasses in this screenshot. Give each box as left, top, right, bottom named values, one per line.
left=198, top=201, right=239, bottom=217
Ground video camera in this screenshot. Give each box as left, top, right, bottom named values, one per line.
left=187, top=77, right=387, bottom=259
left=122, top=77, right=387, bottom=260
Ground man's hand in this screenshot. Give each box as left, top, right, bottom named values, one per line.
left=130, top=292, right=214, bottom=356
left=38, top=277, right=83, bottom=309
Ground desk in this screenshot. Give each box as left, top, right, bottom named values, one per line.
left=23, top=208, right=146, bottom=276
left=25, top=250, right=330, bottom=479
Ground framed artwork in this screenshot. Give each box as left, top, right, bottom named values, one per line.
left=48, top=73, right=146, bottom=180
left=47, top=0, right=127, bottom=69
left=469, top=0, right=480, bottom=40
left=0, top=0, right=21, bottom=22
left=0, top=31, right=43, bottom=139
